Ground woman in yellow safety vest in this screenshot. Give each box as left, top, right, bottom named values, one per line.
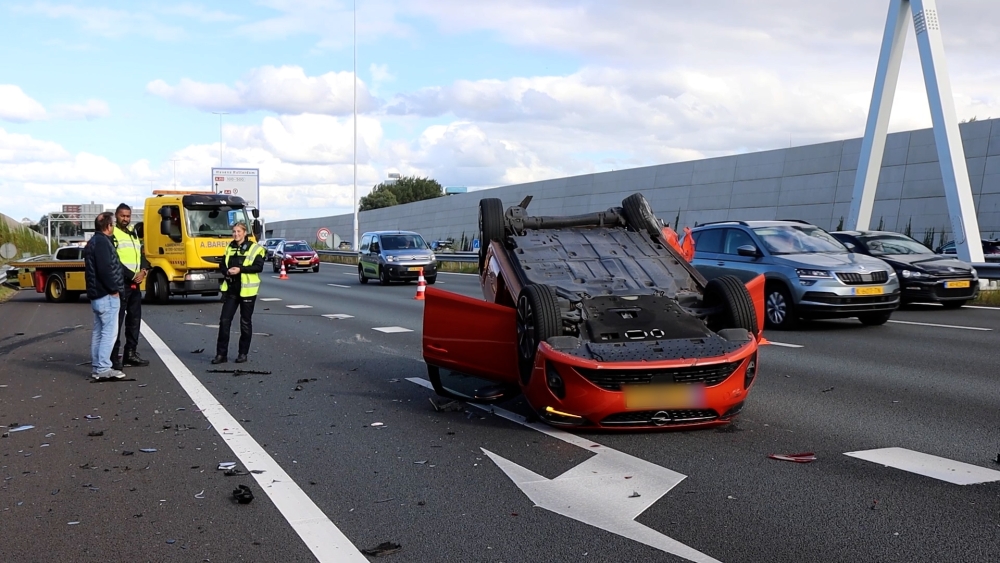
left=212, top=222, right=265, bottom=364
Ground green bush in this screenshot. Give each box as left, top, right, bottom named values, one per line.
left=0, top=220, right=50, bottom=266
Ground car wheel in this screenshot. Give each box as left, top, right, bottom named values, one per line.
left=312, top=264, right=320, bottom=273
left=379, top=266, right=391, bottom=286
left=272, top=259, right=278, bottom=273
left=358, top=265, right=368, bottom=284
left=764, top=284, right=796, bottom=330
left=941, top=300, right=966, bottom=309
left=516, top=284, right=561, bottom=385
left=858, top=312, right=892, bottom=326
left=426, top=275, right=437, bottom=285
left=704, top=275, right=758, bottom=336
left=478, top=198, right=505, bottom=272
left=621, top=193, right=663, bottom=238
left=46, top=274, right=68, bottom=303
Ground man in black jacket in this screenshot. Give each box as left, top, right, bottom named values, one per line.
left=84, top=212, right=126, bottom=380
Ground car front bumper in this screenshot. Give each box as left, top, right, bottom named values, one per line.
left=794, top=277, right=901, bottom=317
left=384, top=262, right=437, bottom=280
left=170, top=271, right=224, bottom=294
left=900, top=278, right=979, bottom=303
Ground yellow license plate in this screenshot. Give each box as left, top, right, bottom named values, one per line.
left=944, top=280, right=970, bottom=289
left=408, top=267, right=423, bottom=271
left=854, top=286, right=884, bottom=296
left=624, top=384, right=706, bottom=409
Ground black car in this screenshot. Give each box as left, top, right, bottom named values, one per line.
left=832, top=230, right=979, bottom=308
left=935, top=239, right=1000, bottom=260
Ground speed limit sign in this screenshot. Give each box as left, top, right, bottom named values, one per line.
left=317, top=228, right=331, bottom=241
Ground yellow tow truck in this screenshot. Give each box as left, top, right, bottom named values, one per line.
left=4, top=190, right=261, bottom=304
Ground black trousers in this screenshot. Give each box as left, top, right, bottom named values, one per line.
left=216, top=294, right=257, bottom=357
left=112, top=284, right=142, bottom=360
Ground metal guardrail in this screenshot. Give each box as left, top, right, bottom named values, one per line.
left=317, top=250, right=478, bottom=263
left=972, top=263, right=1000, bottom=281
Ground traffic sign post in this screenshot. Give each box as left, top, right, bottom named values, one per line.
left=317, top=228, right=331, bottom=242
left=472, top=239, right=480, bottom=251
left=212, top=168, right=260, bottom=211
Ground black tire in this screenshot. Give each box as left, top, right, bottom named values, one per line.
left=704, top=275, right=758, bottom=336
left=478, top=198, right=504, bottom=271
left=272, top=259, right=279, bottom=273
left=379, top=266, right=391, bottom=286
left=358, top=265, right=368, bottom=284
left=45, top=274, right=68, bottom=303
left=516, top=284, right=561, bottom=385
left=148, top=270, right=169, bottom=304
left=941, top=300, right=966, bottom=309
left=621, top=193, right=662, bottom=238
left=858, top=312, right=892, bottom=326
left=427, top=276, right=437, bottom=285
left=312, top=264, right=320, bottom=273
left=764, top=283, right=797, bottom=330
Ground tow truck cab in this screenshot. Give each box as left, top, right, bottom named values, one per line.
left=137, top=191, right=261, bottom=303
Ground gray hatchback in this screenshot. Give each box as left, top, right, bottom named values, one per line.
left=358, top=231, right=438, bottom=285
left=688, top=220, right=900, bottom=329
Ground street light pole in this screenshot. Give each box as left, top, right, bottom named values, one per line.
left=212, top=112, right=228, bottom=167
left=170, top=159, right=178, bottom=189
left=352, top=0, right=359, bottom=252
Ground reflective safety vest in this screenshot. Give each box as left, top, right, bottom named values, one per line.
left=220, top=242, right=265, bottom=297
left=113, top=225, right=142, bottom=272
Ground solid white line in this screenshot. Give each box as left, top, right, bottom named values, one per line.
left=845, top=447, right=1000, bottom=485
left=140, top=321, right=367, bottom=562
left=764, top=341, right=804, bottom=348
left=887, top=319, right=991, bottom=331
left=327, top=284, right=350, bottom=288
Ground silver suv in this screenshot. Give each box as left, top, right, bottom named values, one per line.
left=358, top=231, right=438, bottom=285
left=689, top=220, right=900, bottom=329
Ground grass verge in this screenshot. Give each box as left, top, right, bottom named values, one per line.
left=971, top=289, right=1000, bottom=306
left=0, top=286, right=16, bottom=304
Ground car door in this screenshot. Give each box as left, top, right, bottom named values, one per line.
left=690, top=227, right=725, bottom=265
left=366, top=236, right=381, bottom=277
left=358, top=234, right=371, bottom=274
left=718, top=228, right=767, bottom=276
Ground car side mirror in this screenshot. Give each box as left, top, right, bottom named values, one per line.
left=134, top=222, right=144, bottom=239
left=737, top=245, right=760, bottom=257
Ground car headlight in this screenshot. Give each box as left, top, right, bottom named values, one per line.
left=795, top=269, right=832, bottom=278
left=901, top=269, right=930, bottom=279
left=971, top=267, right=978, bottom=278
left=386, top=256, right=395, bottom=262
left=429, top=253, right=436, bottom=261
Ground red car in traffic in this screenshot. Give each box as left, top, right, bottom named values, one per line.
left=271, top=240, right=320, bottom=273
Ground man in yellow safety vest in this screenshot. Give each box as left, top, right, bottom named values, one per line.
left=111, top=203, right=151, bottom=370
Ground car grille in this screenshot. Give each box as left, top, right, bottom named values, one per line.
left=836, top=271, right=889, bottom=285
left=601, top=409, right=719, bottom=426
left=934, top=286, right=977, bottom=299
left=577, top=361, right=740, bottom=391
left=802, top=292, right=898, bottom=305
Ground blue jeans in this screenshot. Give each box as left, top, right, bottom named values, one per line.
left=91, top=294, right=121, bottom=374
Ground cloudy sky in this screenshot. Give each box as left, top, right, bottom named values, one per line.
left=2, top=0, right=999, bottom=223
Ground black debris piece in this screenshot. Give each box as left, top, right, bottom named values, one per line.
left=362, top=542, right=402, bottom=557
left=629, top=491, right=641, bottom=498
left=207, top=368, right=272, bottom=375
left=121, top=451, right=134, bottom=456
left=232, top=485, right=254, bottom=504
left=224, top=468, right=246, bottom=477
left=87, top=431, right=104, bottom=437
left=191, top=349, right=204, bottom=354
left=294, top=385, right=303, bottom=391
left=429, top=397, right=464, bottom=412
left=822, top=387, right=835, bottom=393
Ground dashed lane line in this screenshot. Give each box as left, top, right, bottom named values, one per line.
left=322, top=314, right=354, bottom=320
left=887, top=319, right=991, bottom=331
left=140, top=321, right=368, bottom=562
left=372, top=326, right=413, bottom=333
left=844, top=447, right=1000, bottom=485
left=286, top=305, right=313, bottom=309
left=260, top=298, right=282, bottom=302
left=327, top=284, right=351, bottom=288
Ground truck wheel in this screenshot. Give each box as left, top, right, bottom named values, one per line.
left=622, top=193, right=663, bottom=238
left=148, top=271, right=170, bottom=304
left=704, top=275, right=758, bottom=336
left=478, top=198, right=504, bottom=272
left=516, top=284, right=561, bottom=385
left=45, top=273, right=68, bottom=303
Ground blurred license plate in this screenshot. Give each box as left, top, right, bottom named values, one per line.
left=407, top=267, right=422, bottom=271
left=298, top=261, right=310, bottom=265
left=944, top=280, right=970, bottom=288
left=624, top=384, right=705, bottom=409
left=854, top=286, right=884, bottom=296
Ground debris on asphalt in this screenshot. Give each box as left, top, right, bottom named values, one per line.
left=768, top=452, right=817, bottom=463
left=429, top=397, right=463, bottom=412
left=297, top=378, right=317, bottom=384
left=629, top=491, right=641, bottom=498
left=51, top=489, right=60, bottom=495
left=218, top=462, right=237, bottom=470
left=122, top=451, right=134, bottom=456
left=375, top=498, right=394, bottom=503
left=294, top=385, right=303, bottom=391
left=207, top=368, right=272, bottom=375
left=194, top=490, right=205, bottom=499
left=370, top=422, right=384, bottom=427
left=362, top=542, right=402, bottom=557
left=45, top=432, right=55, bottom=437
left=87, top=431, right=104, bottom=437
left=224, top=468, right=246, bottom=476
left=9, top=425, right=34, bottom=433
left=871, top=499, right=879, bottom=510
left=821, top=387, right=834, bottom=393
left=250, top=469, right=265, bottom=474
left=994, top=453, right=1000, bottom=465
left=139, top=448, right=157, bottom=453
left=414, top=460, right=427, bottom=465
left=67, top=521, right=80, bottom=525
left=191, top=348, right=204, bottom=354
left=166, top=539, right=176, bottom=544
left=84, top=415, right=101, bottom=420
left=232, top=485, right=254, bottom=504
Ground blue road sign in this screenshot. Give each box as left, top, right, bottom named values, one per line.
left=472, top=239, right=480, bottom=250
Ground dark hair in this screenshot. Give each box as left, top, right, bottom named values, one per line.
left=95, top=211, right=114, bottom=232
left=116, top=203, right=131, bottom=213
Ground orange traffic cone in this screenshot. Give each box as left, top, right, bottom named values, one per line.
left=279, top=262, right=289, bottom=280
left=414, top=267, right=427, bottom=300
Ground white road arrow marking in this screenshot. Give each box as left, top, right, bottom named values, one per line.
left=407, top=377, right=723, bottom=563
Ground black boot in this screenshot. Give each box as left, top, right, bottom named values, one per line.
left=211, top=355, right=228, bottom=364
left=111, top=355, right=123, bottom=371
left=123, top=350, right=150, bottom=367
left=235, top=354, right=248, bottom=363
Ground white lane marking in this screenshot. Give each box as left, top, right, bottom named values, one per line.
left=140, top=322, right=367, bottom=562
left=342, top=273, right=355, bottom=276
left=327, top=284, right=350, bottom=288
left=372, top=326, right=413, bottom=333
left=439, top=271, right=477, bottom=277
left=764, top=341, right=804, bottom=348
left=286, top=305, right=313, bottom=309
left=260, top=298, right=282, bottom=302
left=845, top=447, right=1000, bottom=485
left=406, top=377, right=721, bottom=563
left=323, top=314, right=354, bottom=320
left=887, top=319, right=991, bottom=331
left=964, top=305, right=1000, bottom=310
left=206, top=324, right=220, bottom=328
left=184, top=322, right=204, bottom=326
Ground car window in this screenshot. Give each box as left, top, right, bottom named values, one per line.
left=752, top=225, right=846, bottom=255
left=360, top=235, right=371, bottom=252
left=692, top=229, right=723, bottom=254
left=860, top=235, right=929, bottom=255
left=380, top=234, right=428, bottom=250
left=722, top=228, right=755, bottom=255
left=283, top=243, right=311, bottom=252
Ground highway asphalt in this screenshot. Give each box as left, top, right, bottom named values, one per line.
left=2, top=262, right=999, bottom=562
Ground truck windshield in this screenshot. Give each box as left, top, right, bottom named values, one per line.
left=185, top=206, right=249, bottom=237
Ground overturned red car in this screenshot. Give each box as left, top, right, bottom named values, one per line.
left=422, top=193, right=765, bottom=430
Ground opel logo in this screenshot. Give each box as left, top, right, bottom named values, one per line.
left=651, top=411, right=672, bottom=426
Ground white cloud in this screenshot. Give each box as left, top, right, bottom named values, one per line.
left=147, top=65, right=378, bottom=115
left=16, top=2, right=185, bottom=41
left=0, top=85, right=48, bottom=122
left=52, top=99, right=111, bottom=120
left=155, top=3, right=243, bottom=23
